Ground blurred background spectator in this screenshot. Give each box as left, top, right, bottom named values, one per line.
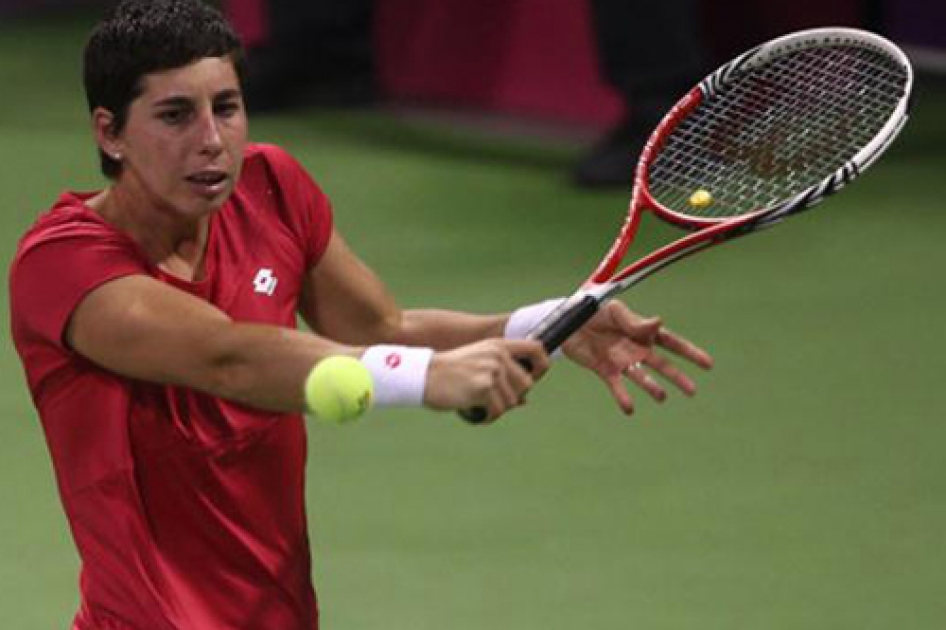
left=226, top=0, right=378, bottom=111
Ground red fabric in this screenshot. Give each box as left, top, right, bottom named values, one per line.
left=9, top=144, right=332, bottom=630
left=223, top=0, right=270, bottom=48
left=374, top=0, right=623, bottom=126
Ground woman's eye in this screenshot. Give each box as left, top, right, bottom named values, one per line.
left=158, top=109, right=188, bottom=125
left=215, top=102, right=240, bottom=117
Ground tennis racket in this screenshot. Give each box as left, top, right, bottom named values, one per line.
left=462, top=27, right=913, bottom=423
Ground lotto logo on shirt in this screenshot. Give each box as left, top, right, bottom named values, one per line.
left=253, top=268, right=279, bottom=296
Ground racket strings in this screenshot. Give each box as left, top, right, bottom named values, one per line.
left=649, top=45, right=909, bottom=219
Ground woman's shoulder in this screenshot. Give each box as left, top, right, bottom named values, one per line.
left=16, top=191, right=116, bottom=255
left=237, top=143, right=327, bottom=201
left=242, top=142, right=300, bottom=175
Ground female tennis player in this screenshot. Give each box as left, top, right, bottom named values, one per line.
left=8, top=1, right=712, bottom=628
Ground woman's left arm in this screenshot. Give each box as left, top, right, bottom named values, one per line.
left=297, top=230, right=508, bottom=348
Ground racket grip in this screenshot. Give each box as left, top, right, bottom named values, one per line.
left=458, top=357, right=534, bottom=423
left=460, top=296, right=600, bottom=424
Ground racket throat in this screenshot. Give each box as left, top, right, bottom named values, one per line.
left=528, top=295, right=601, bottom=353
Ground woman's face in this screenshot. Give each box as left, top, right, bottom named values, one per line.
left=108, top=56, right=247, bottom=220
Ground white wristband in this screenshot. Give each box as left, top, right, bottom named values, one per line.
left=504, top=298, right=567, bottom=345
left=360, top=345, right=434, bottom=407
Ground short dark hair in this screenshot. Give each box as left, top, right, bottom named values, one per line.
left=83, top=0, right=246, bottom=179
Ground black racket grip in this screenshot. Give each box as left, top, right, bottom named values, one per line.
left=459, top=296, right=600, bottom=424
left=458, top=357, right=534, bottom=424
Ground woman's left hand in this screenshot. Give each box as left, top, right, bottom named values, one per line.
left=561, top=301, right=714, bottom=415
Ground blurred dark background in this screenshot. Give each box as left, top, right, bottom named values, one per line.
left=1, top=0, right=942, bottom=130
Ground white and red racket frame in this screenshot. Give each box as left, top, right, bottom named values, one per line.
left=529, top=27, right=912, bottom=352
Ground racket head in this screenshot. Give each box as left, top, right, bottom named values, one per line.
left=637, top=27, right=913, bottom=229
left=586, top=27, right=913, bottom=288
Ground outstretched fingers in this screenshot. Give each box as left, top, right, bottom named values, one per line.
left=641, top=352, right=697, bottom=397
left=656, top=326, right=713, bottom=370
left=625, top=360, right=668, bottom=402
left=605, top=372, right=636, bottom=415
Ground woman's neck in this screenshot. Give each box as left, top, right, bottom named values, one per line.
left=87, top=184, right=211, bottom=281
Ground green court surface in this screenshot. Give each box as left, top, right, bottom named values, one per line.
left=2, top=14, right=945, bottom=630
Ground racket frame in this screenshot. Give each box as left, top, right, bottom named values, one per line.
left=530, top=27, right=912, bottom=351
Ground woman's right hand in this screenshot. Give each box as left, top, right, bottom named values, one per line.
left=424, top=339, right=550, bottom=423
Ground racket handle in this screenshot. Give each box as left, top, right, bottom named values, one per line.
left=458, top=357, right=534, bottom=423
left=460, top=296, right=600, bottom=424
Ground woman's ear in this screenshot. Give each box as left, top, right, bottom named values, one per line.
left=92, top=107, right=124, bottom=162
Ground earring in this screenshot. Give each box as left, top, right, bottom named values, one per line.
left=112, top=152, right=122, bottom=161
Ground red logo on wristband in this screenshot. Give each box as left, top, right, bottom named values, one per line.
left=385, top=352, right=402, bottom=369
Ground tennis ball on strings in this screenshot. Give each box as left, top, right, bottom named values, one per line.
left=689, top=189, right=714, bottom=209
left=304, top=356, right=374, bottom=424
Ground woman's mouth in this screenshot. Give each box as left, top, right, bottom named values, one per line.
left=186, top=171, right=229, bottom=197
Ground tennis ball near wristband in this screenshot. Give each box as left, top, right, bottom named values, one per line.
left=304, top=356, right=374, bottom=424
left=689, top=189, right=713, bottom=208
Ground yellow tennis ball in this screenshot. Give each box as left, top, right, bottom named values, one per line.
left=304, top=356, right=374, bottom=424
left=689, top=189, right=713, bottom=208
